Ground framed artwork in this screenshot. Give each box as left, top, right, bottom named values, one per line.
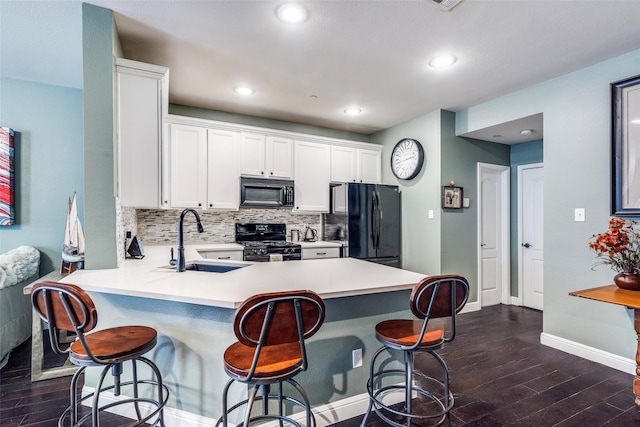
left=0, top=127, right=14, bottom=225
left=442, top=186, right=463, bottom=209
left=612, top=74, right=640, bottom=215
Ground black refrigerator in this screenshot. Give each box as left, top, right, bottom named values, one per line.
left=323, top=183, right=401, bottom=267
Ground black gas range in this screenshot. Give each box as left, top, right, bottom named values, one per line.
left=235, top=223, right=301, bottom=262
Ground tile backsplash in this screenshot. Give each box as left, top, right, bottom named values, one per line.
left=135, top=209, right=322, bottom=245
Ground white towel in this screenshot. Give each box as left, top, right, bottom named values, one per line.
left=269, top=254, right=283, bottom=262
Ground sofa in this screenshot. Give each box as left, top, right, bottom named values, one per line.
left=0, top=246, right=40, bottom=368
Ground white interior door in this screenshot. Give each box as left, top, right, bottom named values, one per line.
left=478, top=164, right=510, bottom=307
left=520, top=164, right=544, bottom=310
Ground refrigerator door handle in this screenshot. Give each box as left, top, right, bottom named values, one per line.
left=373, top=191, right=381, bottom=251
left=370, top=191, right=377, bottom=248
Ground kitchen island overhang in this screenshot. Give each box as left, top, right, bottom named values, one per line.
left=59, top=245, right=427, bottom=425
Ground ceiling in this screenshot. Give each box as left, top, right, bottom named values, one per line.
left=3, top=1, right=640, bottom=141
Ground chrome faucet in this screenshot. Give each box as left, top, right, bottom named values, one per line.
left=176, top=208, right=204, bottom=272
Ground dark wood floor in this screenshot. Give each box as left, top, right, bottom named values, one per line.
left=1, top=305, right=640, bottom=426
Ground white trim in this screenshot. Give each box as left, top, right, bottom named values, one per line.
left=164, top=114, right=380, bottom=151
left=476, top=163, right=511, bottom=307
left=540, top=333, right=636, bottom=375
left=460, top=300, right=481, bottom=314
left=510, top=295, right=522, bottom=306
left=81, top=386, right=389, bottom=427
left=517, top=162, right=544, bottom=310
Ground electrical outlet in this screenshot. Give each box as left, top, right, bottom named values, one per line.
left=352, top=348, right=363, bottom=368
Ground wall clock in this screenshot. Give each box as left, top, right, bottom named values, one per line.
left=390, top=138, right=425, bottom=180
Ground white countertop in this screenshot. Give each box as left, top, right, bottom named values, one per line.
left=60, top=245, right=423, bottom=309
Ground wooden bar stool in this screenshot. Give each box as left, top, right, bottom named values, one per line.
left=31, top=281, right=168, bottom=426
left=216, top=290, right=325, bottom=427
left=361, top=275, right=469, bottom=427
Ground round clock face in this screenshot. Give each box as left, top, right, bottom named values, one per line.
left=391, top=138, right=424, bottom=180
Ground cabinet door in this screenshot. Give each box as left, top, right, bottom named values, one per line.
left=266, top=136, right=293, bottom=178
left=302, top=247, right=341, bottom=260
left=207, top=129, right=240, bottom=210
left=169, top=124, right=207, bottom=208
left=116, top=66, right=164, bottom=207
left=240, top=133, right=266, bottom=176
left=331, top=145, right=357, bottom=182
left=358, top=149, right=382, bottom=184
left=294, top=141, right=331, bottom=212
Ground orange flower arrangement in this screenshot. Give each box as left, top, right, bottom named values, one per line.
left=588, top=218, right=640, bottom=273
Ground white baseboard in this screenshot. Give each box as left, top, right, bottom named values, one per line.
left=460, top=300, right=480, bottom=314
left=510, top=296, right=522, bottom=306
left=540, top=332, right=636, bottom=375
left=82, top=386, right=385, bottom=427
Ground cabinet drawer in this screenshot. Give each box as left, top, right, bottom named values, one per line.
left=199, top=250, right=243, bottom=261
left=302, top=247, right=341, bottom=260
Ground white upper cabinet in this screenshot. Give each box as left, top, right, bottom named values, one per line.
left=207, top=129, right=240, bottom=210
left=241, top=133, right=293, bottom=178
left=167, top=123, right=241, bottom=211
left=294, top=141, right=331, bottom=213
left=115, top=58, right=168, bottom=208
left=357, top=148, right=382, bottom=183
left=331, top=145, right=381, bottom=184
left=168, top=124, right=207, bottom=209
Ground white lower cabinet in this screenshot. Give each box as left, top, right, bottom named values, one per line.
left=293, top=141, right=331, bottom=213
left=301, top=247, right=341, bottom=260
left=167, top=123, right=239, bottom=210
left=198, top=249, right=243, bottom=261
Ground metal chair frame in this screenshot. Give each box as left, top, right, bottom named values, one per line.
left=217, top=291, right=325, bottom=427
left=31, top=282, right=169, bottom=427
left=362, top=275, right=469, bottom=427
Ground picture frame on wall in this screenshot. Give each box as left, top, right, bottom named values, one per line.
left=442, top=186, right=463, bottom=209
left=0, top=127, right=14, bottom=225
left=612, top=74, right=640, bottom=215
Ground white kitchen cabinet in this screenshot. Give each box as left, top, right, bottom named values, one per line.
left=207, top=129, right=240, bottom=210
left=301, top=246, right=341, bottom=260
left=168, top=124, right=207, bottom=209
left=294, top=141, right=331, bottom=212
left=116, top=58, right=168, bottom=208
left=198, top=249, right=243, bottom=261
left=241, top=133, right=293, bottom=178
left=167, top=124, right=240, bottom=210
left=331, top=145, right=381, bottom=184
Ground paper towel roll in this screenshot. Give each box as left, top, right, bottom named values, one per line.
left=269, top=254, right=283, bottom=262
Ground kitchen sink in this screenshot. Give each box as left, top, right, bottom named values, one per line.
left=184, top=261, right=249, bottom=273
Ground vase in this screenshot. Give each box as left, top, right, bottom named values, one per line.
left=613, top=272, right=640, bottom=291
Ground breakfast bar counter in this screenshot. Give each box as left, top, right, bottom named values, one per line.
left=62, top=245, right=424, bottom=308
left=57, top=245, right=427, bottom=426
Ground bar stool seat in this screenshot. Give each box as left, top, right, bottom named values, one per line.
left=362, top=275, right=469, bottom=427
left=31, top=281, right=168, bottom=427
left=217, top=290, right=325, bottom=427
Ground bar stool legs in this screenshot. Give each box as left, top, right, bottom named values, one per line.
left=362, top=347, right=453, bottom=427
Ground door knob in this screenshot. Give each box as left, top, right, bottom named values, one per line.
left=522, top=243, right=532, bottom=248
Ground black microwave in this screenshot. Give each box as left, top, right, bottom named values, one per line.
left=240, top=177, right=295, bottom=208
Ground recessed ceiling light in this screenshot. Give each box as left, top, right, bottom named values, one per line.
left=234, top=86, right=255, bottom=96
left=277, top=3, right=308, bottom=23
left=429, top=55, right=457, bottom=68
left=344, top=107, right=362, bottom=115
left=520, top=129, right=534, bottom=135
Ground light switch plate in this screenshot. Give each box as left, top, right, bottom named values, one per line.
left=463, top=198, right=470, bottom=208
left=574, top=208, right=586, bottom=222
left=428, top=210, right=434, bottom=219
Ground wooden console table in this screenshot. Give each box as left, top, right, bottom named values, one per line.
left=569, top=285, right=640, bottom=405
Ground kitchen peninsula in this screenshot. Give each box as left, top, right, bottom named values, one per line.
left=59, top=245, right=426, bottom=426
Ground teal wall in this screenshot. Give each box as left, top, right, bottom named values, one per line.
left=457, top=48, right=640, bottom=361
left=0, top=78, right=84, bottom=275
left=82, top=3, right=117, bottom=269
left=441, top=111, right=510, bottom=302
left=509, top=140, right=543, bottom=296
left=169, top=104, right=371, bottom=143
left=370, top=110, right=442, bottom=276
